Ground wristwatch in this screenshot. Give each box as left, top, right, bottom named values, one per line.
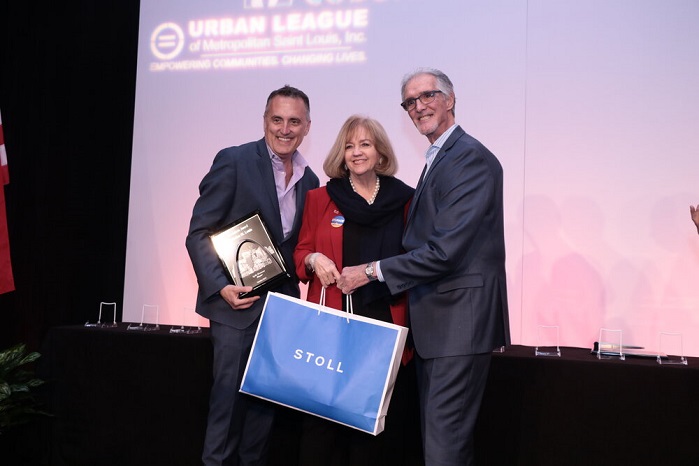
left=365, top=262, right=377, bottom=281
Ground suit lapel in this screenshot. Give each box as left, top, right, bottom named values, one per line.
left=255, top=140, right=284, bottom=244
left=407, top=164, right=427, bottom=224
left=406, top=126, right=465, bottom=225
left=290, top=168, right=312, bottom=237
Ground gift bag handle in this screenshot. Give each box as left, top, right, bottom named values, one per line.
left=343, top=294, right=353, bottom=323
left=318, top=286, right=353, bottom=323
left=345, top=294, right=354, bottom=316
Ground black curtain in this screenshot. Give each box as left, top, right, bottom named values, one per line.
left=0, top=1, right=140, bottom=351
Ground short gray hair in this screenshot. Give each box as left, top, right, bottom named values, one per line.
left=400, top=68, right=456, bottom=117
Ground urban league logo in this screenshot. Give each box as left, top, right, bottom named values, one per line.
left=151, top=22, right=185, bottom=60
left=244, top=0, right=293, bottom=7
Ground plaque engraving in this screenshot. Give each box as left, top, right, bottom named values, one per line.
left=210, top=211, right=290, bottom=298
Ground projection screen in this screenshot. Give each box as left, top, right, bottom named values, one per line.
left=125, top=0, right=699, bottom=356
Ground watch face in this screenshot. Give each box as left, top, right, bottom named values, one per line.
left=365, top=264, right=374, bottom=279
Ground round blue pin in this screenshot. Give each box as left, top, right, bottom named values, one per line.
left=331, top=215, right=344, bottom=228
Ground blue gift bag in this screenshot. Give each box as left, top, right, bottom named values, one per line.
left=240, top=292, right=408, bottom=435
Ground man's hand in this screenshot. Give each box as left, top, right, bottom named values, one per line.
left=337, top=264, right=370, bottom=295
left=220, top=284, right=260, bottom=310
left=691, top=204, right=699, bottom=234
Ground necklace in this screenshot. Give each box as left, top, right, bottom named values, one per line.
left=349, top=175, right=380, bottom=205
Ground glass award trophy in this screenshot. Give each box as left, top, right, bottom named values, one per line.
left=595, top=328, right=625, bottom=360
left=85, top=302, right=118, bottom=328
left=657, top=332, right=687, bottom=365
left=210, top=211, right=290, bottom=298
left=535, top=325, right=561, bottom=357
left=127, top=304, right=160, bottom=331
left=170, top=306, right=202, bottom=335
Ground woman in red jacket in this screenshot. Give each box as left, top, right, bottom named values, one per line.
left=293, top=115, right=418, bottom=466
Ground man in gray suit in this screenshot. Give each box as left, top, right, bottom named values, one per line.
left=338, top=68, right=510, bottom=466
left=186, top=85, right=319, bottom=466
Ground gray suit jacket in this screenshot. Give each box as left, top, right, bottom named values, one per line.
left=381, top=126, right=510, bottom=358
left=186, top=138, right=319, bottom=329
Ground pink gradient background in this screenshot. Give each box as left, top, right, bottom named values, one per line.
left=125, top=1, right=699, bottom=355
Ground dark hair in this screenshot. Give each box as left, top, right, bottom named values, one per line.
left=265, top=85, right=311, bottom=120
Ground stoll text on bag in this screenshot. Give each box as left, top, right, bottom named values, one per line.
left=240, top=291, right=408, bottom=435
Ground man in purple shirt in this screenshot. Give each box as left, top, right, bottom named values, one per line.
left=186, top=85, right=319, bottom=466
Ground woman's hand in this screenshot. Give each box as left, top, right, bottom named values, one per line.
left=307, top=253, right=341, bottom=287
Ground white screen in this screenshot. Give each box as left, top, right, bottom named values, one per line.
left=125, top=0, right=699, bottom=356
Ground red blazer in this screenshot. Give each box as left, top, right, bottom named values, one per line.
left=294, top=186, right=412, bottom=363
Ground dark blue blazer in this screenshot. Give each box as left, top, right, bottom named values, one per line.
left=381, top=126, right=510, bottom=358
left=186, top=138, right=319, bottom=329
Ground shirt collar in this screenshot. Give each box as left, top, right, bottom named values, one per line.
left=429, top=124, right=458, bottom=153
left=266, top=145, right=309, bottom=172
left=425, top=123, right=458, bottom=169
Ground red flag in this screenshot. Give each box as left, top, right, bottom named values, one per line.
left=0, top=109, right=15, bottom=294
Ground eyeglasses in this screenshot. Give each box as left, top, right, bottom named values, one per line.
left=400, top=90, right=443, bottom=111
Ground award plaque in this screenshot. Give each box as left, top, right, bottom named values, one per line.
left=210, top=211, right=290, bottom=298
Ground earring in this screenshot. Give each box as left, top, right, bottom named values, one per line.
left=344, top=164, right=348, bottom=170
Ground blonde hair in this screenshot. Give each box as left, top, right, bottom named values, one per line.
left=323, top=115, right=399, bottom=179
